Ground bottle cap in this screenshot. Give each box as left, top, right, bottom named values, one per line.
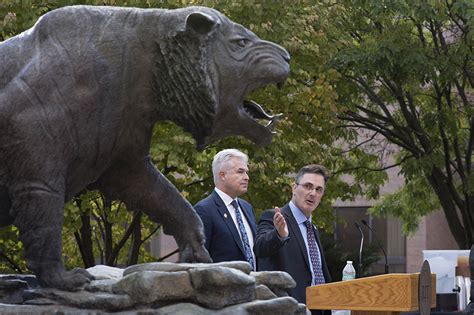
left=347, top=261, right=352, bottom=264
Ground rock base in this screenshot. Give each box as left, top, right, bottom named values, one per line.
left=0, top=261, right=310, bottom=314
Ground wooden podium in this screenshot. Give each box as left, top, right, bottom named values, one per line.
left=306, top=273, right=436, bottom=315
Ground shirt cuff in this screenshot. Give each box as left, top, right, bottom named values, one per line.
left=277, top=234, right=290, bottom=243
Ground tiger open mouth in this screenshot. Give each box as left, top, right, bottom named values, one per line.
left=243, top=100, right=282, bottom=134
left=242, top=81, right=285, bottom=133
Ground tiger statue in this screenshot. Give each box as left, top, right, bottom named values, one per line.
left=0, top=5, right=290, bottom=290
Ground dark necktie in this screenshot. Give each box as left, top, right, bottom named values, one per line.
left=231, top=200, right=255, bottom=270
left=305, top=220, right=325, bottom=285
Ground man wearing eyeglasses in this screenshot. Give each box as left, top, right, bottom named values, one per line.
left=255, top=164, right=331, bottom=315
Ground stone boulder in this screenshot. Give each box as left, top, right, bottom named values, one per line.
left=0, top=262, right=309, bottom=314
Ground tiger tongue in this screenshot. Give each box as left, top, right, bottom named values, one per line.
left=266, top=112, right=282, bottom=132
left=243, top=100, right=273, bottom=120
left=243, top=100, right=282, bottom=132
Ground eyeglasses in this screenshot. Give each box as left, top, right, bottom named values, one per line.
left=296, top=182, right=324, bottom=194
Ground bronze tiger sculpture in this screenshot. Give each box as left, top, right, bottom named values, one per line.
left=0, top=5, right=290, bottom=290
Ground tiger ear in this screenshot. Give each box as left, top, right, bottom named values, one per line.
left=185, top=12, right=217, bottom=35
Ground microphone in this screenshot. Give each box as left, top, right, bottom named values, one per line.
left=354, top=222, right=364, bottom=278
left=361, top=219, right=389, bottom=274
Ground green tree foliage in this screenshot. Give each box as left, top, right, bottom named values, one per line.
left=151, top=1, right=388, bottom=226
left=0, top=226, right=26, bottom=273
left=62, top=190, right=160, bottom=269
left=0, top=0, right=386, bottom=271
left=317, top=0, right=474, bottom=248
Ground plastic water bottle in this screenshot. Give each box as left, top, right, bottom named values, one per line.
left=334, top=262, right=356, bottom=315
left=342, top=261, right=356, bottom=281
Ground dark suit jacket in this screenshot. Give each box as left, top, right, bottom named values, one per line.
left=255, top=204, right=331, bottom=313
left=194, top=190, right=257, bottom=264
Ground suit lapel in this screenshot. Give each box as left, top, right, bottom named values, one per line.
left=282, top=204, right=312, bottom=272
left=212, top=192, right=245, bottom=255
left=237, top=199, right=256, bottom=239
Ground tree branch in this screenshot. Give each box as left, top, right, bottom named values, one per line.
left=106, top=211, right=142, bottom=266
left=338, top=132, right=378, bottom=154
left=338, top=112, right=420, bottom=154
left=334, top=154, right=413, bottom=175
left=157, top=248, right=179, bottom=262
left=0, top=250, right=23, bottom=274
left=184, top=177, right=212, bottom=188
left=139, top=224, right=161, bottom=246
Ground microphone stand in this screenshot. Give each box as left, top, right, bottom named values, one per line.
left=362, top=219, right=389, bottom=274
left=354, top=222, right=364, bottom=278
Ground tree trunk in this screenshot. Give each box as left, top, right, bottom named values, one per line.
left=106, top=211, right=142, bottom=265
left=427, top=168, right=469, bottom=249
left=103, top=198, right=113, bottom=265
left=78, top=213, right=95, bottom=267
left=127, top=212, right=142, bottom=266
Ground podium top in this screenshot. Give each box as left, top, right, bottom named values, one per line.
left=306, top=273, right=436, bottom=311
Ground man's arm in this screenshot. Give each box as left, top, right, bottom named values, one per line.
left=254, top=208, right=289, bottom=257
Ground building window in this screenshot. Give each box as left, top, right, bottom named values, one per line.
left=334, top=207, right=406, bottom=274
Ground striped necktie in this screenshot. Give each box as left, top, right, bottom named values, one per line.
left=231, top=200, right=255, bottom=270
left=305, top=220, right=325, bottom=284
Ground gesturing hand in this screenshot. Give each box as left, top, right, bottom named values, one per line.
left=273, top=207, right=289, bottom=238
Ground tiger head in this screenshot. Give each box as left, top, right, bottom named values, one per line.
left=154, top=7, right=290, bottom=149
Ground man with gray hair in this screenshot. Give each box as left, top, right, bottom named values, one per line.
left=194, top=149, right=257, bottom=270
